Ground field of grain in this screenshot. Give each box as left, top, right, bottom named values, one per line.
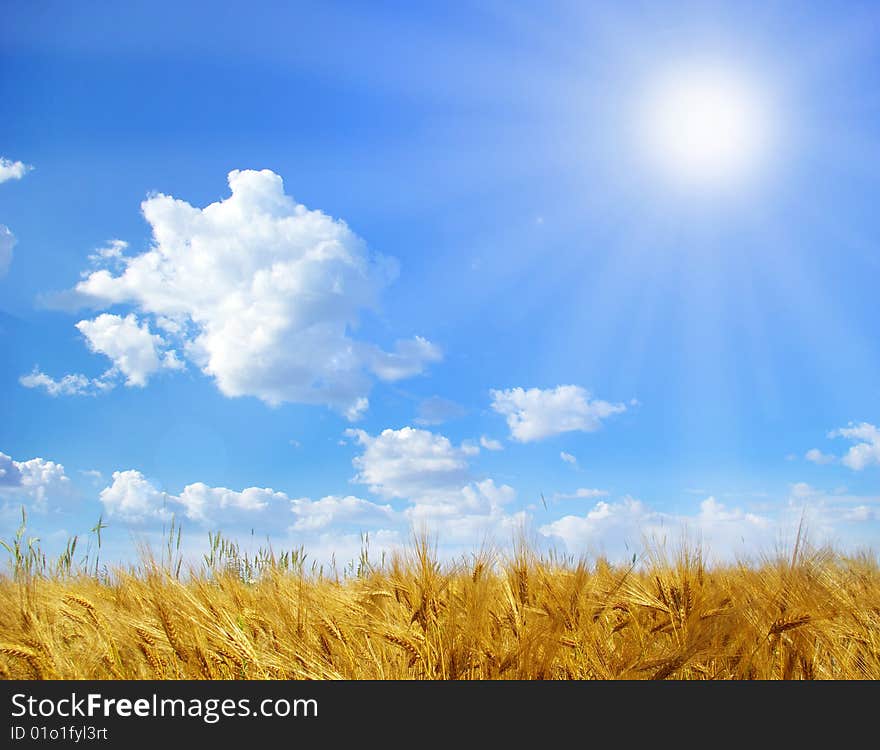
left=1, top=513, right=878, bottom=680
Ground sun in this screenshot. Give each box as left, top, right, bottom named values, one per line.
left=640, top=65, right=772, bottom=189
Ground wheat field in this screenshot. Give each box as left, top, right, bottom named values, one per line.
left=1, top=513, right=878, bottom=680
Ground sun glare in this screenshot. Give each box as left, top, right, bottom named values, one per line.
left=641, top=66, right=772, bottom=189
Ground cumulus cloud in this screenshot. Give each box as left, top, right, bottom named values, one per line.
left=176, top=483, right=285, bottom=524
left=0, top=451, right=72, bottom=512
left=76, top=313, right=183, bottom=387
left=490, top=385, right=626, bottom=442
left=98, top=469, right=394, bottom=533
left=290, top=495, right=396, bottom=531
left=829, top=423, right=880, bottom=470
left=540, top=497, right=648, bottom=545
left=698, top=496, right=769, bottom=528
left=345, top=426, right=519, bottom=540
left=540, top=495, right=773, bottom=561
left=99, top=471, right=291, bottom=527
left=99, top=470, right=172, bottom=523
left=345, top=427, right=472, bottom=503
left=0, top=225, right=15, bottom=277
left=295, top=528, right=403, bottom=568
left=0, top=157, right=32, bottom=184
left=19, top=369, right=115, bottom=397
left=805, top=448, right=835, bottom=465
left=0, top=454, right=23, bottom=488
left=479, top=436, right=503, bottom=451
left=9, top=447, right=879, bottom=564
left=42, top=169, right=439, bottom=417
left=99, top=424, right=518, bottom=549
left=87, top=239, right=128, bottom=268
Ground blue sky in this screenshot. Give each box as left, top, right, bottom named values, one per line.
left=2, top=0, right=879, bottom=566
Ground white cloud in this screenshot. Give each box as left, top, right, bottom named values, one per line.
left=698, top=496, right=769, bottom=527
left=176, top=483, right=290, bottom=525
left=99, top=471, right=295, bottom=527
left=0, top=225, right=15, bottom=277
left=540, top=495, right=774, bottom=561
left=479, top=435, right=503, bottom=451
left=844, top=505, right=877, bottom=522
left=290, top=495, right=395, bottom=531
left=53, top=169, right=439, bottom=417
left=98, top=469, right=394, bottom=533
left=295, top=528, right=403, bottom=568
left=345, top=426, right=519, bottom=540
left=76, top=313, right=183, bottom=387
left=19, top=369, right=115, bottom=397
left=10, top=446, right=879, bottom=565
left=0, top=451, right=72, bottom=513
left=86, top=239, right=128, bottom=269
left=345, top=427, right=471, bottom=503
left=540, top=496, right=652, bottom=551
left=364, top=337, right=442, bottom=382
left=783, top=481, right=880, bottom=550
left=490, top=385, right=626, bottom=442
left=344, top=397, right=370, bottom=422
left=20, top=311, right=184, bottom=396
left=829, top=422, right=880, bottom=470
left=460, top=441, right=480, bottom=456
left=554, top=488, right=609, bottom=501
left=560, top=451, right=577, bottom=466
left=805, top=448, right=835, bottom=465
left=786, top=481, right=879, bottom=518
left=0, top=157, right=31, bottom=277
left=99, top=470, right=172, bottom=523
left=0, top=157, right=32, bottom=184
left=0, top=453, right=24, bottom=488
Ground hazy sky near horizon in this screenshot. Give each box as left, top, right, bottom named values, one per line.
left=2, top=0, right=879, bottom=566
